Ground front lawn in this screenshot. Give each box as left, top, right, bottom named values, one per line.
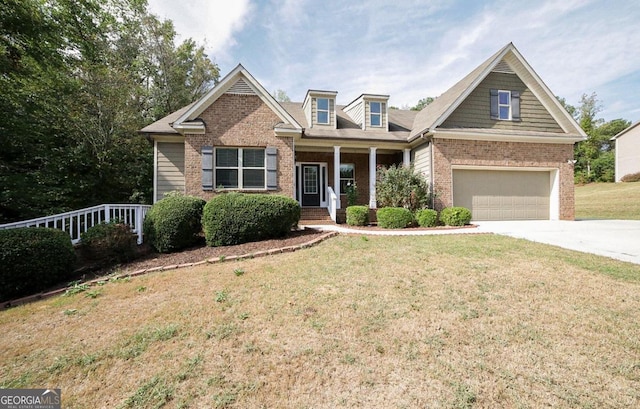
left=575, top=182, right=640, bottom=220
left=1, top=235, right=639, bottom=408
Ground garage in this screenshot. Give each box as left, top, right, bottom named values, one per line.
left=452, top=169, right=551, bottom=221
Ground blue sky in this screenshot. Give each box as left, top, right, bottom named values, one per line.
left=147, top=0, right=640, bottom=123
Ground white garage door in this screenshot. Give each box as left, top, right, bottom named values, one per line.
left=453, top=169, right=550, bottom=221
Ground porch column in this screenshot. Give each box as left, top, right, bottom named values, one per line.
left=403, top=148, right=411, bottom=167
left=334, top=146, right=341, bottom=209
left=369, top=147, right=377, bottom=208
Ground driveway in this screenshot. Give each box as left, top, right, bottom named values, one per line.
left=476, top=219, right=640, bottom=265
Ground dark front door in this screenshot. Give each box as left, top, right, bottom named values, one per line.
left=301, top=164, right=321, bottom=206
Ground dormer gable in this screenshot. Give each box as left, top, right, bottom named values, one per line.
left=303, top=90, right=338, bottom=129
left=344, top=94, right=390, bottom=131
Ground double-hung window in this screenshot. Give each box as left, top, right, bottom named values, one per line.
left=490, top=88, right=520, bottom=121
left=340, top=163, right=355, bottom=192
left=370, top=101, right=382, bottom=127
left=498, top=90, right=511, bottom=120
left=215, top=148, right=265, bottom=189
left=316, top=98, right=329, bottom=124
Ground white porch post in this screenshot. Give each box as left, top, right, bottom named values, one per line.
left=334, top=146, right=341, bottom=209
left=369, top=147, right=377, bottom=208
left=403, top=148, right=411, bottom=167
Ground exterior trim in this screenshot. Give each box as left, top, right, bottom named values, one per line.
left=433, top=129, right=583, bottom=144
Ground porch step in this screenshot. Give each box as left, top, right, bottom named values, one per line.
left=300, top=207, right=332, bottom=221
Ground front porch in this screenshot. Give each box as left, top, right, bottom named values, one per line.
left=294, top=146, right=409, bottom=222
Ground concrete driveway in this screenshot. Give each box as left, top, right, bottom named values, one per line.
left=476, top=219, right=640, bottom=265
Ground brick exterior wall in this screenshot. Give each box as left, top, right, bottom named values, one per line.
left=431, top=138, right=576, bottom=220
left=184, top=94, right=294, bottom=201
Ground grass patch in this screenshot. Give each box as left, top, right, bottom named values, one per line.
left=1, top=235, right=639, bottom=407
left=575, top=182, right=640, bottom=220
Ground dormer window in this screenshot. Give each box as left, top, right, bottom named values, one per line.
left=317, top=98, right=329, bottom=124
left=370, top=102, right=382, bottom=127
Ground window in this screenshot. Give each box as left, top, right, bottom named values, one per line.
left=317, top=98, right=329, bottom=124
left=215, top=148, right=265, bottom=189
left=370, top=101, right=382, bottom=127
left=340, top=163, right=355, bottom=192
left=490, top=89, right=520, bottom=121
left=498, top=90, right=511, bottom=120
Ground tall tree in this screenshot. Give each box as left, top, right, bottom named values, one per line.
left=411, top=97, right=435, bottom=111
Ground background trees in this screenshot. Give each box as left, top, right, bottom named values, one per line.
left=0, top=0, right=219, bottom=223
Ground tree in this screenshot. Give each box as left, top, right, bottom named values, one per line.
left=273, top=89, right=291, bottom=102
left=411, top=97, right=435, bottom=111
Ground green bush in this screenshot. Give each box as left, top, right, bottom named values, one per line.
left=0, top=228, right=76, bottom=301
left=415, top=209, right=438, bottom=227
left=439, top=207, right=472, bottom=226
left=376, top=164, right=431, bottom=211
left=80, top=222, right=137, bottom=265
left=202, top=193, right=301, bottom=247
left=143, top=194, right=206, bottom=253
left=346, top=205, right=369, bottom=226
left=376, top=207, right=414, bottom=229
left=621, top=172, right=640, bottom=182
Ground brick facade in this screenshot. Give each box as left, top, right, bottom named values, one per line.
left=431, top=138, right=575, bottom=220
left=184, top=94, right=294, bottom=201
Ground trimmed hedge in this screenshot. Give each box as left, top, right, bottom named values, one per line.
left=415, top=209, right=438, bottom=227
left=79, top=222, right=137, bottom=266
left=202, top=193, right=301, bottom=247
left=346, top=205, right=369, bottom=226
left=377, top=207, right=414, bottom=229
left=0, top=228, right=76, bottom=301
left=143, top=195, right=206, bottom=253
left=439, top=207, right=472, bottom=226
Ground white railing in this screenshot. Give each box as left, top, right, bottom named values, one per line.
left=327, top=186, right=338, bottom=222
left=0, top=204, right=151, bottom=245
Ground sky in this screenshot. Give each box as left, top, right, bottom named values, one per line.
left=147, top=0, right=640, bottom=123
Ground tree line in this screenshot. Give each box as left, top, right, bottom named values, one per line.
left=0, top=0, right=219, bottom=223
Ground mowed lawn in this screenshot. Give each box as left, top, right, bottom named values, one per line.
left=576, top=182, right=640, bottom=220
left=1, top=234, right=639, bottom=408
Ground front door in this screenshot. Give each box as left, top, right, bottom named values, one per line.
left=301, top=164, right=321, bottom=206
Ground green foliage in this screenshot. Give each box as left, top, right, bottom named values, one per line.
left=143, top=195, right=206, bottom=253
left=79, top=222, right=137, bottom=265
left=415, top=209, right=438, bottom=227
left=621, top=172, right=640, bottom=182
left=346, top=206, right=369, bottom=226
left=439, top=207, right=472, bottom=226
left=411, top=97, right=435, bottom=111
left=202, top=193, right=301, bottom=247
left=376, top=164, right=430, bottom=211
left=590, top=151, right=615, bottom=182
left=0, top=228, right=76, bottom=301
left=345, top=183, right=358, bottom=206
left=376, top=207, right=414, bottom=229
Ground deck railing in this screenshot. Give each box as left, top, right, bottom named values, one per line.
left=0, top=204, right=152, bottom=244
left=327, top=186, right=338, bottom=222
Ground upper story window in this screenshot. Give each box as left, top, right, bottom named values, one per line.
left=490, top=88, right=521, bottom=121
left=215, top=148, right=265, bottom=189
left=370, top=102, right=382, bottom=127
left=316, top=98, right=329, bottom=124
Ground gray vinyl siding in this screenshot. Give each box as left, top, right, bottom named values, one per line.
left=156, top=142, right=185, bottom=202
left=616, top=125, right=640, bottom=181
left=344, top=102, right=364, bottom=126
left=411, top=142, right=431, bottom=182
left=441, top=71, right=563, bottom=133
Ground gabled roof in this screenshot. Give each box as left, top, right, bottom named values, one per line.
left=172, top=64, right=303, bottom=134
left=409, top=42, right=587, bottom=141
left=611, top=121, right=640, bottom=140
left=140, top=103, right=195, bottom=134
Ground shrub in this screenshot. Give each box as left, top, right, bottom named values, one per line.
left=346, top=205, right=369, bottom=226
left=376, top=164, right=431, bottom=211
left=79, top=222, right=137, bottom=266
left=621, top=172, right=640, bottom=182
left=376, top=207, right=414, bottom=229
left=143, top=194, right=206, bottom=253
left=439, top=207, right=472, bottom=226
left=0, top=228, right=76, bottom=301
left=202, top=193, right=300, bottom=247
left=415, top=208, right=438, bottom=227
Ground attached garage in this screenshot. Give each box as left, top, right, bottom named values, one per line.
left=452, top=169, right=554, bottom=220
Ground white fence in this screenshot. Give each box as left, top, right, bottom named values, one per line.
left=0, top=204, right=152, bottom=244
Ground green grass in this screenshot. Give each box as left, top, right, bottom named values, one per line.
left=575, top=182, right=640, bottom=219
left=1, top=235, right=639, bottom=408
